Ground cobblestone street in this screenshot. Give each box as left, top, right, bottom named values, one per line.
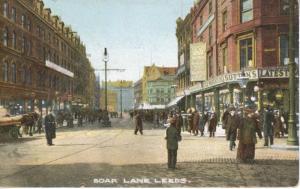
left=0, top=114, right=298, bottom=187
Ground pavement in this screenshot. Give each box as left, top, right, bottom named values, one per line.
left=0, top=114, right=298, bottom=187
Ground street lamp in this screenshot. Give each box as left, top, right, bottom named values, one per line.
left=237, top=69, right=249, bottom=116
left=102, top=48, right=111, bottom=127
left=287, top=0, right=298, bottom=145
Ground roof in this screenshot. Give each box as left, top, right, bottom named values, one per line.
left=144, top=65, right=176, bottom=76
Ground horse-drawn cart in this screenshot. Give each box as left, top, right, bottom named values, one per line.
left=0, top=115, right=22, bottom=139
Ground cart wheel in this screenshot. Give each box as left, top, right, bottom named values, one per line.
left=8, top=126, right=19, bottom=139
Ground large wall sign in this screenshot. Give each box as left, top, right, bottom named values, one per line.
left=190, top=42, right=207, bottom=81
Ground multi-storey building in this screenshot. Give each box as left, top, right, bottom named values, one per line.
left=176, top=0, right=299, bottom=119
left=133, top=79, right=142, bottom=109
left=0, top=0, right=95, bottom=115
left=99, top=89, right=117, bottom=112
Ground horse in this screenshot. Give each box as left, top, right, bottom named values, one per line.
left=20, top=112, right=39, bottom=136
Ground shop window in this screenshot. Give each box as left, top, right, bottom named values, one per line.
left=12, top=31, right=16, bottom=49
left=2, top=61, right=8, bottom=82
left=279, top=35, right=289, bottom=65
left=280, top=0, right=290, bottom=15
left=239, top=37, right=253, bottom=69
left=3, top=1, right=8, bottom=17
left=2, top=27, right=8, bottom=47
left=11, top=7, right=16, bottom=22
left=11, top=63, right=16, bottom=83
left=240, top=0, right=253, bottom=23
left=222, top=10, right=228, bottom=32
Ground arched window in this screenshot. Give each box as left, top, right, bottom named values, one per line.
left=2, top=61, right=8, bottom=82
left=11, top=7, right=16, bottom=22
left=21, top=35, right=26, bottom=53
left=3, top=2, right=8, bottom=17
left=11, top=63, right=16, bottom=83
left=21, top=66, right=26, bottom=84
left=21, top=14, right=25, bottom=28
left=3, top=27, right=8, bottom=47
left=12, top=31, right=16, bottom=49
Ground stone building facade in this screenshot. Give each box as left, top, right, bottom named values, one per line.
left=0, top=0, right=95, bottom=115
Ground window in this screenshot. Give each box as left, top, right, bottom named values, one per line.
left=3, top=2, right=8, bottom=17
left=21, top=36, right=26, bottom=53
left=11, top=63, right=16, bottom=83
left=11, top=7, right=16, bottom=22
left=207, top=53, right=213, bottom=77
left=2, top=61, right=8, bottom=82
left=26, top=68, right=32, bottom=85
left=208, top=1, right=212, bottom=14
left=222, top=46, right=228, bottom=73
left=280, top=0, right=290, bottom=15
left=208, top=25, right=212, bottom=45
left=222, top=10, right=228, bottom=32
left=279, top=35, right=289, bottom=65
left=239, top=37, right=253, bottom=69
left=27, top=40, right=31, bottom=56
left=12, top=31, right=16, bottom=49
left=240, top=0, right=253, bottom=23
left=3, top=27, right=8, bottom=47
left=21, top=67, right=26, bottom=84
left=27, top=19, right=31, bottom=31
left=21, top=14, right=25, bottom=28
left=200, top=15, right=203, bottom=26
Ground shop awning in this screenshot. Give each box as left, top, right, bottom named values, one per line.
left=167, top=96, right=184, bottom=108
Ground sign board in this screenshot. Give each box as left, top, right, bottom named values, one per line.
left=46, top=60, right=74, bottom=78
left=190, top=42, right=206, bottom=81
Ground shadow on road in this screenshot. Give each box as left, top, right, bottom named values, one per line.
left=0, top=160, right=298, bottom=187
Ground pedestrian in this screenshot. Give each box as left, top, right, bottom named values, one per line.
left=198, top=112, right=207, bottom=136
left=44, top=111, right=56, bottom=146
left=192, top=110, right=200, bottom=136
left=175, top=111, right=183, bottom=136
left=274, top=110, right=284, bottom=138
left=165, top=114, right=180, bottom=169
left=37, top=115, right=43, bottom=134
left=236, top=108, right=263, bottom=163
left=225, top=107, right=239, bottom=150
left=208, top=112, right=218, bottom=137
left=134, top=111, right=143, bottom=135
left=263, top=106, right=275, bottom=146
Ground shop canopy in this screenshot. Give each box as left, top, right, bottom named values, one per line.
left=167, top=96, right=184, bottom=108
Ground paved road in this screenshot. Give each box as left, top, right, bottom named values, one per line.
left=0, top=114, right=298, bottom=187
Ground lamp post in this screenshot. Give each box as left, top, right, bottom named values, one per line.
left=287, top=0, right=298, bottom=145
left=237, top=69, right=249, bottom=117
left=102, top=48, right=111, bottom=127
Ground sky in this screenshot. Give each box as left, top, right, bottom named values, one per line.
left=43, top=0, right=195, bottom=83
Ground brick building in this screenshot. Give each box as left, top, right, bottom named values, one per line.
left=0, top=0, right=95, bottom=115
left=176, top=0, right=299, bottom=119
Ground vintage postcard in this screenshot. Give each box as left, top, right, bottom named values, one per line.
left=0, top=0, right=299, bottom=188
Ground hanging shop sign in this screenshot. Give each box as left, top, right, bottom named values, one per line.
left=190, top=42, right=207, bottom=81
left=46, top=60, right=74, bottom=78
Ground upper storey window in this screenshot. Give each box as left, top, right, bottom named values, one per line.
left=3, top=2, right=8, bottom=17
left=240, top=0, right=253, bottom=23
left=280, top=0, right=289, bottom=15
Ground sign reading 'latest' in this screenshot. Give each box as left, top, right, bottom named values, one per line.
left=190, top=42, right=206, bottom=82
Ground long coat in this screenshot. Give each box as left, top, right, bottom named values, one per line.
left=208, top=114, right=218, bottom=132
left=226, top=114, right=240, bottom=141
left=135, top=114, right=143, bottom=130
left=263, top=110, right=275, bottom=137
left=193, top=112, right=200, bottom=130
left=238, top=116, right=262, bottom=145
left=166, top=126, right=180, bottom=150
left=199, top=113, right=208, bottom=131
left=45, top=114, right=56, bottom=139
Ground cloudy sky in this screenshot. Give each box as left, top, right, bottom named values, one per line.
left=44, top=0, right=195, bottom=82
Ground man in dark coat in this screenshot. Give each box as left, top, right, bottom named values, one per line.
left=44, top=112, right=56, bottom=146
left=165, top=115, right=180, bottom=169
left=175, top=111, right=183, bottom=135
left=208, top=112, right=218, bottom=137
left=263, top=106, right=275, bottom=146
left=226, top=107, right=240, bottom=150
left=192, top=111, right=200, bottom=136
left=134, top=111, right=143, bottom=135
